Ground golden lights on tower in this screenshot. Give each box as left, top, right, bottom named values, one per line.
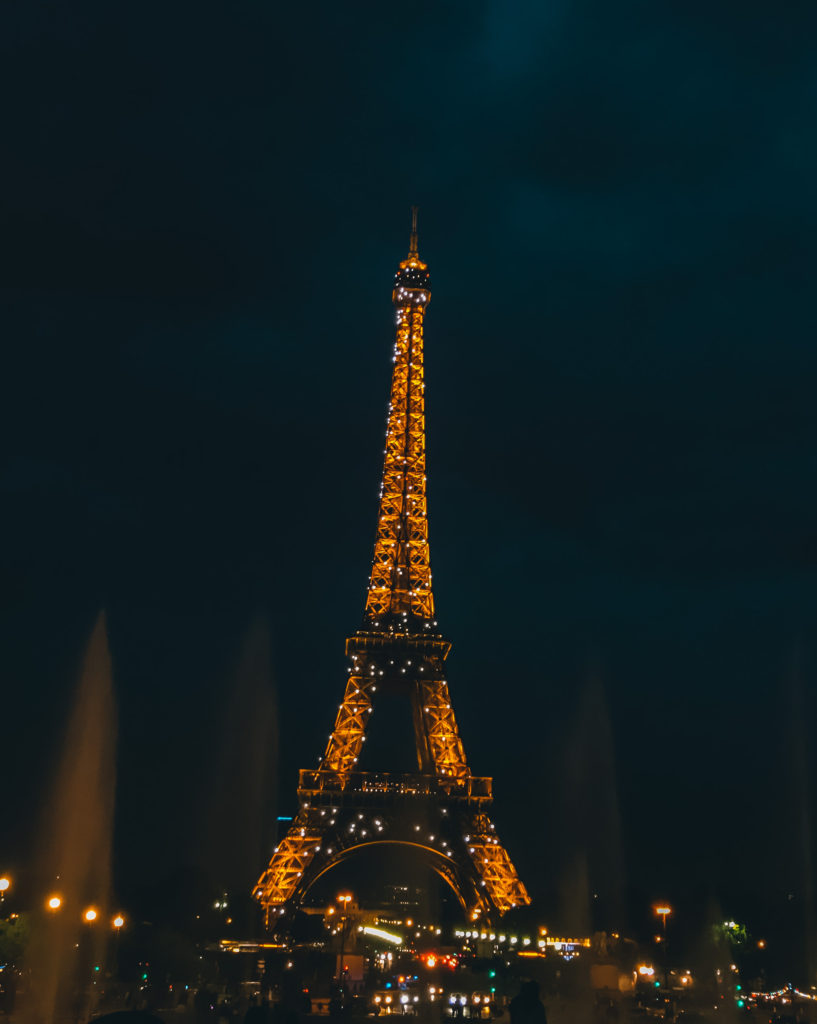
left=365, top=206, right=434, bottom=626
left=253, top=212, right=529, bottom=926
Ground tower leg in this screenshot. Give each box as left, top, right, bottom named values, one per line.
left=254, top=811, right=326, bottom=927
left=457, top=812, right=529, bottom=918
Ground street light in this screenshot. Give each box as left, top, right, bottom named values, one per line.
left=653, top=905, right=672, bottom=989
left=83, top=907, right=98, bottom=923
left=47, top=895, right=62, bottom=911
left=336, top=893, right=354, bottom=992
left=0, top=877, right=10, bottom=905
left=654, top=905, right=672, bottom=934
left=110, top=913, right=125, bottom=979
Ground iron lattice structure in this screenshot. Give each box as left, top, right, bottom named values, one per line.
left=254, top=211, right=529, bottom=927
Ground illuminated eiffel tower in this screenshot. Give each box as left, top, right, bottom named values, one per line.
left=254, top=210, right=529, bottom=927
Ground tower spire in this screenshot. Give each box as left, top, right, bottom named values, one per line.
left=364, top=209, right=433, bottom=630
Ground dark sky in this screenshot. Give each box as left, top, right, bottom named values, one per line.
left=3, top=0, right=817, bottom=939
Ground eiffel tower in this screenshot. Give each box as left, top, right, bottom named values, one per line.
left=254, top=210, right=529, bottom=928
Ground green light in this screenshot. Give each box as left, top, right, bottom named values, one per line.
left=736, top=985, right=742, bottom=991
left=142, top=973, right=148, bottom=980
left=654, top=982, right=660, bottom=988
left=94, top=965, right=100, bottom=972
left=488, top=971, right=496, bottom=979
left=737, top=1000, right=745, bottom=1009
left=490, top=988, right=496, bottom=994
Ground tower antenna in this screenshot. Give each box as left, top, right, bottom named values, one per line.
left=409, top=205, right=419, bottom=255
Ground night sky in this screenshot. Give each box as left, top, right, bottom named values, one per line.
left=3, top=1, right=817, bottom=941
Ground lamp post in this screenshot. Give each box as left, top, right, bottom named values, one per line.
left=111, top=914, right=125, bottom=979
left=336, top=893, right=353, bottom=994
left=0, top=877, right=10, bottom=907
left=76, top=904, right=102, bottom=1015
left=653, top=905, right=672, bottom=991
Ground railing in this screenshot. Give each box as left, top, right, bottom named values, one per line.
left=345, top=632, right=451, bottom=658
left=298, top=769, right=492, bottom=803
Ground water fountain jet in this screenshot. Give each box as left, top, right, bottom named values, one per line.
left=21, top=612, right=117, bottom=1023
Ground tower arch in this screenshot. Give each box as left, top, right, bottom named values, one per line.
left=304, top=840, right=470, bottom=914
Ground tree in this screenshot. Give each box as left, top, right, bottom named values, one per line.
left=711, top=920, right=749, bottom=950
left=0, top=915, right=30, bottom=965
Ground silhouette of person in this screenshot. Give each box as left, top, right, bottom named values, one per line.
left=245, top=998, right=273, bottom=1024
left=509, top=981, right=547, bottom=1024
left=195, top=988, right=216, bottom=1024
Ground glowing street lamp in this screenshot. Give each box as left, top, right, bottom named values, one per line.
left=111, top=912, right=126, bottom=979
left=653, top=905, right=672, bottom=989
left=83, top=907, right=98, bottom=923
left=47, top=895, right=62, bottom=911
left=654, top=905, right=672, bottom=934
left=336, top=893, right=354, bottom=989
left=0, top=877, right=10, bottom=904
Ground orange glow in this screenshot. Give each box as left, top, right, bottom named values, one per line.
left=251, top=214, right=530, bottom=926
left=654, top=905, right=672, bottom=917
left=365, top=229, right=433, bottom=625
left=0, top=878, right=10, bottom=893
left=113, top=915, right=125, bottom=929
left=84, top=907, right=98, bottom=923
left=47, top=896, right=62, bottom=911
